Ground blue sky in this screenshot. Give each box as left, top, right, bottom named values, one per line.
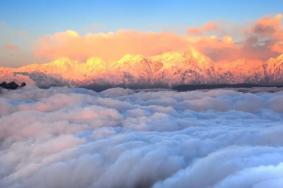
left=0, top=0, right=282, bottom=35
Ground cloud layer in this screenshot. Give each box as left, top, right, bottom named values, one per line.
left=34, top=30, right=189, bottom=62
left=33, top=14, right=283, bottom=63
left=0, top=14, right=282, bottom=67
left=1, top=87, right=283, bottom=188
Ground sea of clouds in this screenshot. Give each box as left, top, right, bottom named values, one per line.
left=0, top=86, right=283, bottom=188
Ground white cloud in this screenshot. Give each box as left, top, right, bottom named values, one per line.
left=0, top=87, right=283, bottom=188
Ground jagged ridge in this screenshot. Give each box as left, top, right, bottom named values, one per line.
left=1, top=48, right=283, bottom=88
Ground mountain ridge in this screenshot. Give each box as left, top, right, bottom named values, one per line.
left=1, top=49, right=283, bottom=88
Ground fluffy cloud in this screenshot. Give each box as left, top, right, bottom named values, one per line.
left=31, top=14, right=283, bottom=66
left=242, top=14, right=283, bottom=60
left=34, top=30, right=189, bottom=62
left=191, top=14, right=283, bottom=62
left=0, top=87, right=283, bottom=188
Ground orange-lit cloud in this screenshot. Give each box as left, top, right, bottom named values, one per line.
left=190, top=35, right=241, bottom=62
left=241, top=14, right=283, bottom=60
left=188, top=22, right=218, bottom=35
left=31, top=14, right=283, bottom=65
left=34, top=30, right=189, bottom=62
left=189, top=14, right=283, bottom=62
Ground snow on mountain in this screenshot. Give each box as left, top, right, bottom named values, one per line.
left=1, top=49, right=283, bottom=88
left=264, top=54, right=283, bottom=83
left=215, top=59, right=266, bottom=84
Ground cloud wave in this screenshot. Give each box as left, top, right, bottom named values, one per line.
left=0, top=87, right=283, bottom=188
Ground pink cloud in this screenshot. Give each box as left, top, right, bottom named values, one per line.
left=31, top=14, right=283, bottom=65
left=188, top=22, right=219, bottom=35
left=34, top=30, right=189, bottom=62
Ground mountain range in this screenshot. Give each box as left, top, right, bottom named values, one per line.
left=1, top=48, right=283, bottom=88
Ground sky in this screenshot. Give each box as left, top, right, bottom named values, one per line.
left=0, top=0, right=283, bottom=67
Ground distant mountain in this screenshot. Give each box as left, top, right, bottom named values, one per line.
left=263, top=54, right=283, bottom=83
left=1, top=48, right=283, bottom=88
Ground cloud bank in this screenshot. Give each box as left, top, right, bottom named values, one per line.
left=1, top=87, right=283, bottom=188
left=33, top=14, right=283, bottom=63
left=0, top=14, right=282, bottom=68
left=34, top=30, right=189, bottom=62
